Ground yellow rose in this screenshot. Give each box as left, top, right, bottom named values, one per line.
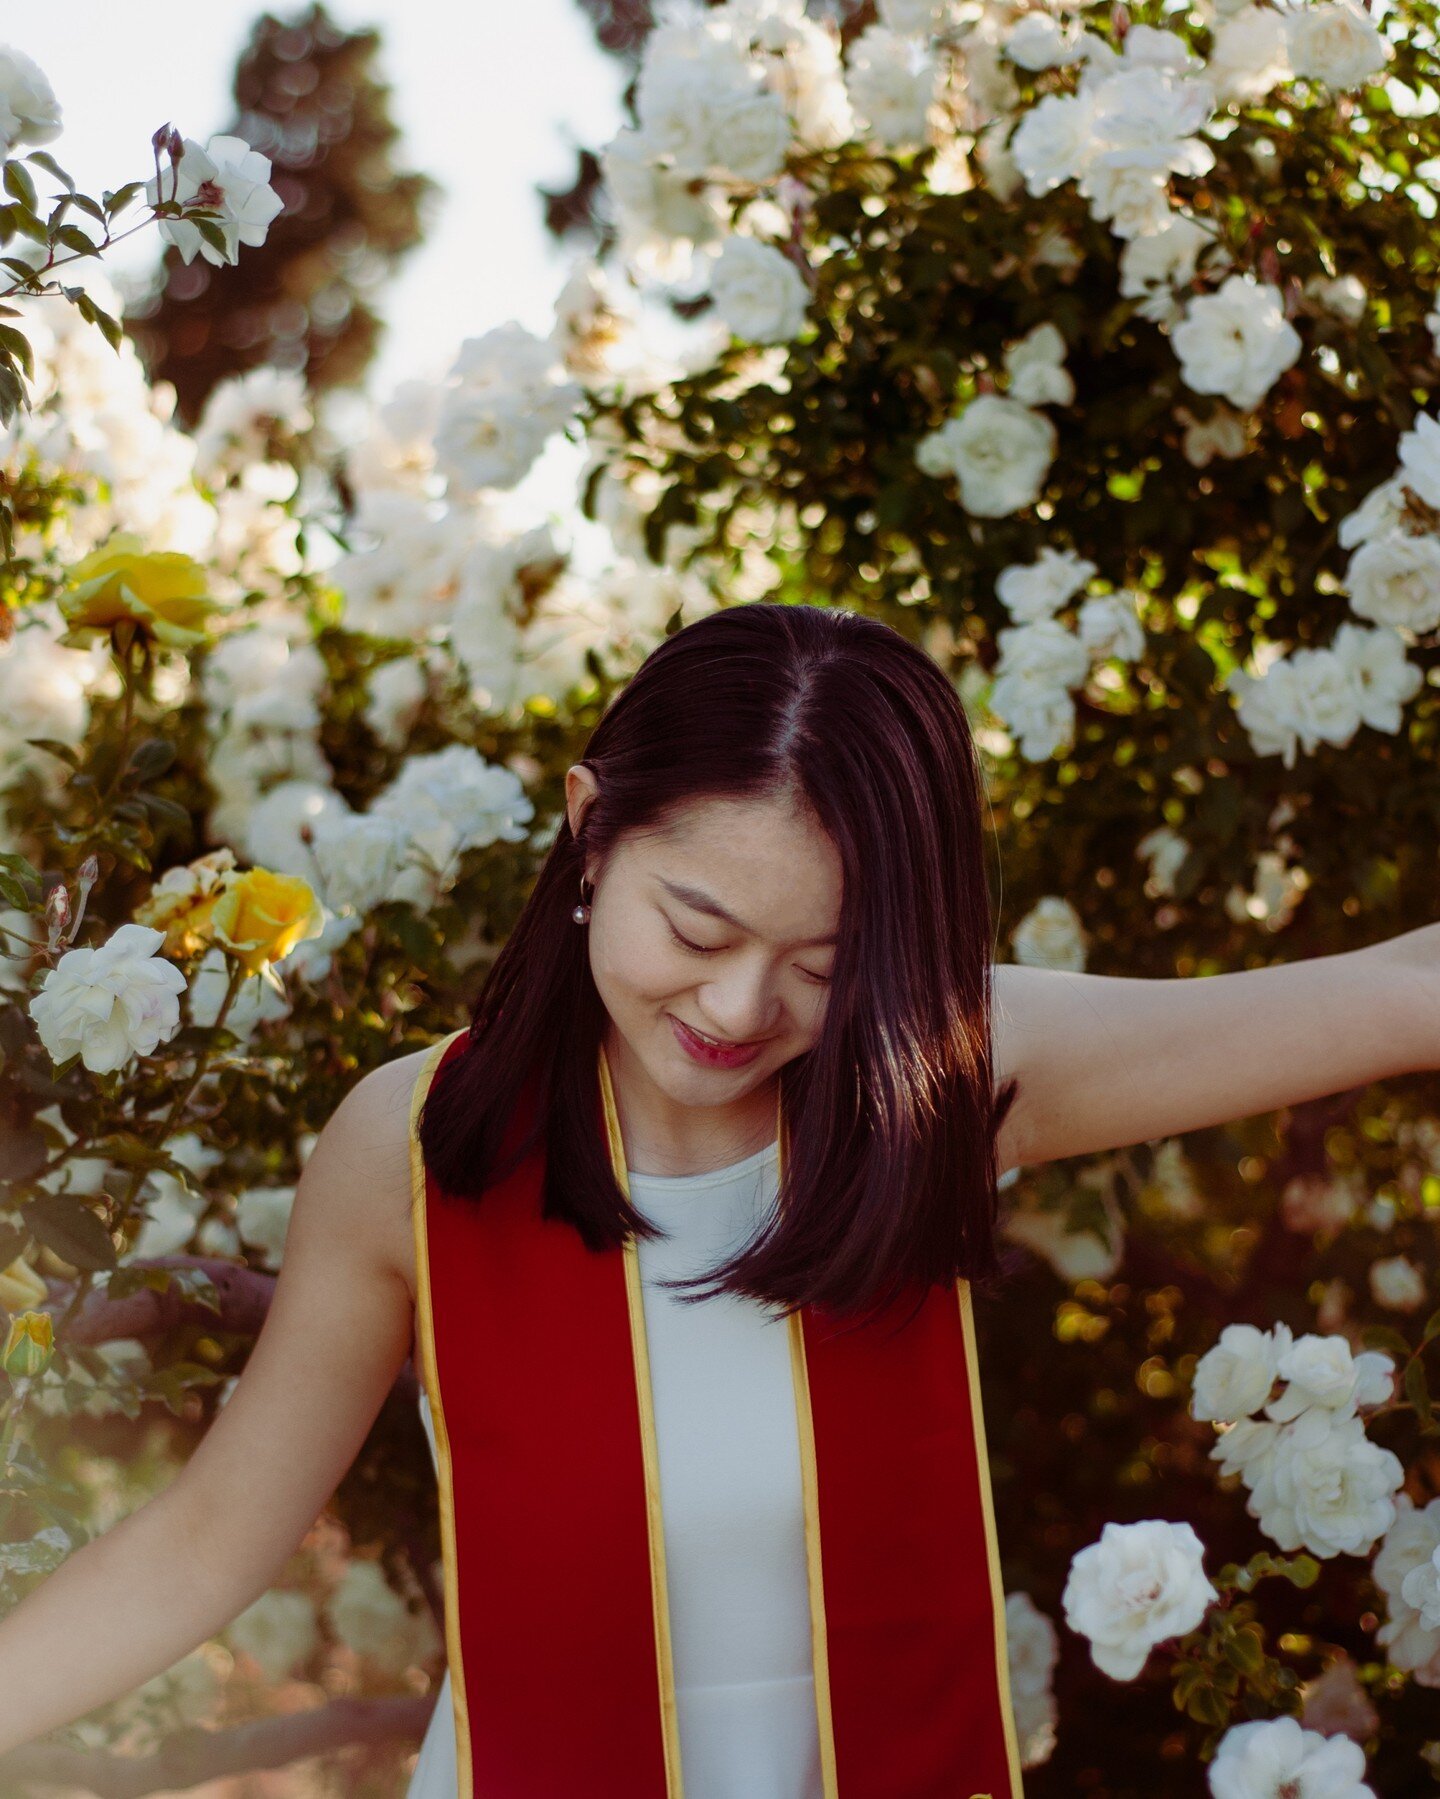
left=59, top=535, right=223, bottom=652
left=210, top=868, right=325, bottom=978
left=0, top=1256, right=47, bottom=1315
left=133, top=848, right=238, bottom=959
left=3, top=1310, right=54, bottom=1380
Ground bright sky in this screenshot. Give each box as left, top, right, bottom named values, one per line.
left=16, top=0, right=628, bottom=397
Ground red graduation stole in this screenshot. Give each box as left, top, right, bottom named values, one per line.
left=408, top=1025, right=1023, bottom=1798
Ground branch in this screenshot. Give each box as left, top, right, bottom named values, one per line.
left=45, top=1255, right=421, bottom=1410
left=0, top=1693, right=438, bottom=1797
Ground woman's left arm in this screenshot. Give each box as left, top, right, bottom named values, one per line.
left=991, top=922, right=1440, bottom=1175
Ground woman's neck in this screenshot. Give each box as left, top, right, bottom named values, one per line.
left=602, top=1022, right=780, bottom=1178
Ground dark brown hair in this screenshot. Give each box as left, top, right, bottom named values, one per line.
left=417, top=601, right=1020, bottom=1325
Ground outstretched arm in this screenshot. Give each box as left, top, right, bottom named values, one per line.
left=991, top=921, right=1440, bottom=1175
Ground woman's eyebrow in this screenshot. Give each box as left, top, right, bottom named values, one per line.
left=657, top=877, right=838, bottom=946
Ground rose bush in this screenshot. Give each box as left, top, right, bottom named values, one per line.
left=4, top=0, right=1440, bottom=1790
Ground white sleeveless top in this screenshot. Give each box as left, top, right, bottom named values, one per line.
left=406, top=1136, right=824, bottom=1799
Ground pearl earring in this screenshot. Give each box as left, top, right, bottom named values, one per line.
left=572, top=875, right=592, bottom=925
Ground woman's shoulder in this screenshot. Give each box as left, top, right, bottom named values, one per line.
left=333, top=1030, right=468, bottom=1306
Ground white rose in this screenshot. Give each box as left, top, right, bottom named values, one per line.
left=1338, top=473, right=1409, bottom=549
left=1207, top=1715, right=1376, bottom=1799
left=1005, top=1590, right=1060, bottom=1769
left=1062, top=1518, right=1218, bottom=1681
left=988, top=678, right=1078, bottom=762
left=1331, top=621, right=1423, bottom=734
left=1010, top=91, right=1098, bottom=195
left=1373, top=1495, right=1440, bottom=1683
left=708, top=236, right=810, bottom=343
left=1119, top=213, right=1216, bottom=299
left=1006, top=12, right=1086, bottom=71
left=1078, top=592, right=1145, bottom=662
left=995, top=546, right=1097, bottom=622
left=1005, top=322, right=1074, bottom=406
left=1397, top=408, right=1440, bottom=508
left=309, top=810, right=413, bottom=915
left=1397, top=1543, right=1440, bottom=1626
left=917, top=392, right=1057, bottom=517
left=235, top=1185, right=297, bottom=1270
left=1003, top=1183, right=1125, bottom=1281
left=0, top=45, right=62, bottom=153
left=994, top=618, right=1092, bottom=690
left=226, top=1589, right=319, bottom=1681
left=1210, top=1414, right=1284, bottom=1483
left=29, top=923, right=187, bottom=1074
left=1227, top=656, right=1308, bottom=768
left=1267, top=1332, right=1394, bottom=1421
left=1368, top=1254, right=1428, bottom=1314
left=1012, top=894, right=1087, bottom=972
left=1285, top=0, right=1392, bottom=91
left=144, top=134, right=284, bottom=268
left=1136, top=826, right=1190, bottom=898
left=713, top=88, right=793, bottom=184
left=1284, top=644, right=1365, bottom=754
left=845, top=25, right=937, bottom=148
left=129, top=1176, right=207, bottom=1260
left=600, top=126, right=727, bottom=279
left=1175, top=402, right=1253, bottom=467
left=1191, top=1323, right=1282, bottom=1423
left=326, top=1559, right=441, bottom=1675
left=1172, top=274, right=1303, bottom=412
left=1206, top=5, right=1293, bottom=102
left=1346, top=525, right=1440, bottom=633
left=1247, top=1406, right=1403, bottom=1558
left=1305, top=272, right=1368, bottom=323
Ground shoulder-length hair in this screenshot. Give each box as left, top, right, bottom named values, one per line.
left=417, top=601, right=1020, bottom=1326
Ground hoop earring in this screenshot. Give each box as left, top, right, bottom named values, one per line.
left=572, top=874, right=593, bottom=925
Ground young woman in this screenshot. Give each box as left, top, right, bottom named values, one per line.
left=0, top=602, right=1435, bottom=1798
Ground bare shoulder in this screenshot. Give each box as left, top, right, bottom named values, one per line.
left=321, top=1043, right=444, bottom=1309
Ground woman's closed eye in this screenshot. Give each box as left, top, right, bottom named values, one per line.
left=664, top=920, right=831, bottom=985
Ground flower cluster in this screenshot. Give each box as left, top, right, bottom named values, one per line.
left=978, top=538, right=1145, bottom=759
left=1192, top=1323, right=1402, bottom=1558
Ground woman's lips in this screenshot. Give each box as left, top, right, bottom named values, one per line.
left=668, top=1013, right=766, bottom=1069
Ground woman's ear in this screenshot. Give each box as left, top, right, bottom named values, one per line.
left=564, top=762, right=600, bottom=850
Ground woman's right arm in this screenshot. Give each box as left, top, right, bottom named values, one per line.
left=0, top=1049, right=427, bottom=1756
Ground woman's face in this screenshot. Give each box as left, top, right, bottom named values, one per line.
left=565, top=772, right=843, bottom=1122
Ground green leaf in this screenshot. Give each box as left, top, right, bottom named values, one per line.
left=52, top=224, right=98, bottom=258
left=2, top=162, right=36, bottom=211
left=191, top=215, right=232, bottom=260
left=102, top=181, right=144, bottom=216
left=140, top=1360, right=225, bottom=1418
left=26, top=152, right=74, bottom=193
left=1405, top=1356, right=1434, bottom=1425
left=1222, top=1627, right=1266, bottom=1675
left=138, top=793, right=192, bottom=832
left=0, top=324, right=33, bottom=379
left=0, top=1223, right=31, bottom=1271
left=22, top=738, right=81, bottom=770
left=0, top=358, right=24, bottom=427
left=1360, top=1324, right=1413, bottom=1360
left=26, top=1196, right=117, bottom=1272
left=103, top=1264, right=175, bottom=1302
left=68, top=194, right=107, bottom=226
left=125, top=738, right=177, bottom=782
left=0, top=850, right=40, bottom=886
left=8, top=207, right=47, bottom=245
left=1420, top=1307, right=1440, bottom=1346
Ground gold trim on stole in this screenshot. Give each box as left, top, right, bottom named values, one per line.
left=408, top=1025, right=474, bottom=1799
left=956, top=1276, right=1026, bottom=1793
left=598, top=1040, right=687, bottom=1797
left=781, top=1098, right=841, bottom=1799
